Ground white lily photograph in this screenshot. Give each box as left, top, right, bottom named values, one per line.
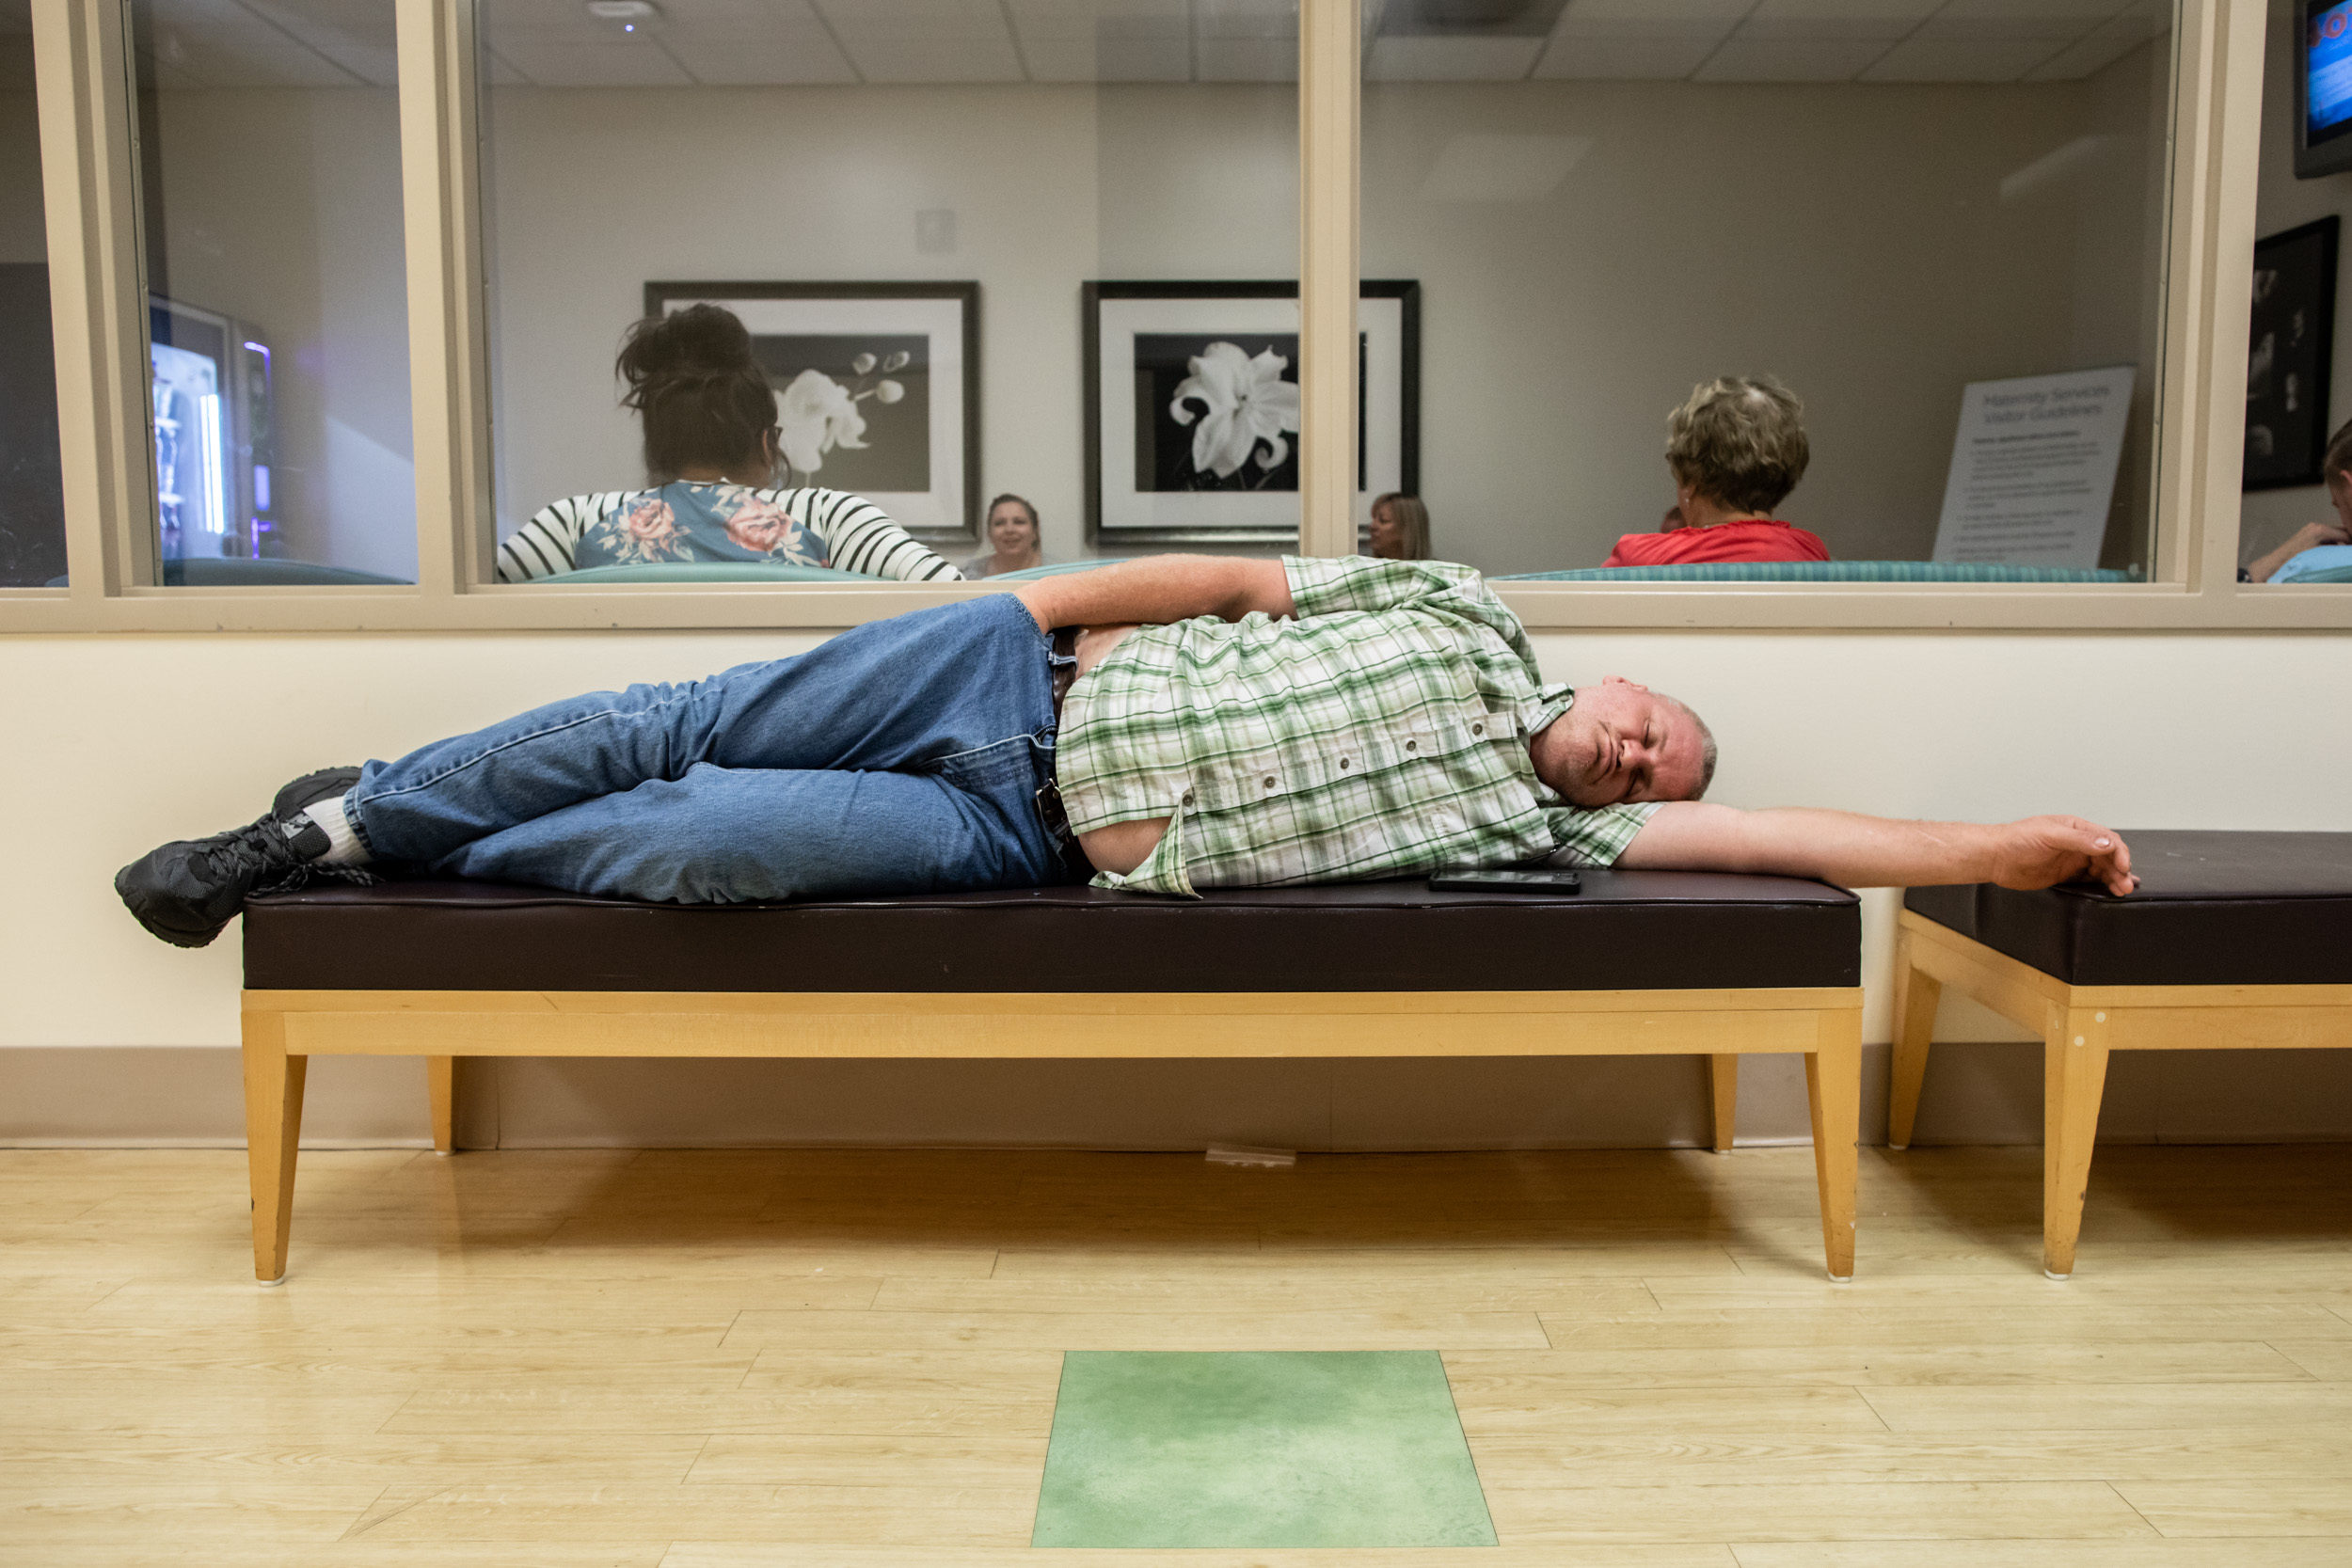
left=1086, top=280, right=1420, bottom=545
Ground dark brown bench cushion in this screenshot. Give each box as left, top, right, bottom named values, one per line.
left=244, top=871, right=1858, bottom=993
left=1903, top=830, right=2352, bottom=987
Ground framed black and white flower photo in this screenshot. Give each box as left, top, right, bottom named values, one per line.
left=2244, top=217, right=2338, bottom=492
left=1083, top=280, right=1421, bottom=545
left=644, top=281, right=980, bottom=541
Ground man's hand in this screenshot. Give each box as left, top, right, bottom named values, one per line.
left=1984, top=815, right=2137, bottom=895
left=1012, top=555, right=1295, bottom=633
left=1618, top=802, right=2138, bottom=895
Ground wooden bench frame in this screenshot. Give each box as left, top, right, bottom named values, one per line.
left=1888, top=910, right=2352, bottom=1278
left=241, top=985, right=1866, bottom=1283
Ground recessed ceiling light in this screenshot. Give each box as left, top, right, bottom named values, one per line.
left=586, top=1, right=660, bottom=20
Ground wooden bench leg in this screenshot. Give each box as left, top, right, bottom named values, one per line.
left=2042, top=1004, right=2111, bottom=1280
left=241, top=1011, right=307, bottom=1285
left=1887, top=927, right=1941, bottom=1151
left=1707, top=1055, right=1739, bottom=1153
left=1805, top=1008, right=1863, bottom=1281
left=427, top=1056, right=456, bottom=1155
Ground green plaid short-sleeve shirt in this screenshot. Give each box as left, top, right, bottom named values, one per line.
left=1055, top=556, right=1660, bottom=896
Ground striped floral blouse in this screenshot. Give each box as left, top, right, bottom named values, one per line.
left=494, top=484, right=962, bottom=583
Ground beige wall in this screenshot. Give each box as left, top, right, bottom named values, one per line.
left=6, top=623, right=2349, bottom=1149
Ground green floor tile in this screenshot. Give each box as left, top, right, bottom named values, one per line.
left=1031, top=1350, right=1497, bottom=1548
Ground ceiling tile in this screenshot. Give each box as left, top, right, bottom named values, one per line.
left=1196, top=35, right=1296, bottom=78
left=485, top=37, right=694, bottom=85
left=1533, top=32, right=1721, bottom=76
left=1007, top=0, right=1189, bottom=40
left=237, top=0, right=399, bottom=86
left=138, top=21, right=364, bottom=86
left=1365, top=35, right=1544, bottom=78
left=1739, top=0, right=1938, bottom=39
left=2022, top=2, right=2168, bottom=81
left=1197, top=0, right=1298, bottom=41
left=1021, top=36, right=1193, bottom=77
left=835, top=35, right=1025, bottom=80
left=1933, top=0, right=2132, bottom=22
left=1557, top=0, right=1749, bottom=20
left=663, top=25, right=858, bottom=82
left=1694, top=35, right=1893, bottom=78
left=1860, top=35, right=2062, bottom=79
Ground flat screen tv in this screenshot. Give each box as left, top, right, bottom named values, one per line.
left=2298, top=0, right=2352, bottom=177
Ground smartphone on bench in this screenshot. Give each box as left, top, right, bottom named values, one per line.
left=1427, top=867, right=1581, bottom=894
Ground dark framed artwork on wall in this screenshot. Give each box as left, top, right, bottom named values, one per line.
left=2244, top=216, right=2338, bottom=491
left=644, top=281, right=980, bottom=541
left=1083, top=279, right=1421, bottom=546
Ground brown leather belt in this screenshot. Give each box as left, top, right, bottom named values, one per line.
left=1038, top=626, right=1091, bottom=883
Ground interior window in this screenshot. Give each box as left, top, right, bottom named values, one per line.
left=1360, top=0, right=2174, bottom=586
left=474, top=0, right=1303, bottom=589
left=2240, top=0, right=2352, bottom=588
left=1, top=0, right=67, bottom=589
left=122, top=0, right=417, bottom=588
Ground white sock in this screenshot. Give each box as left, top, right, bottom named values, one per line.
left=301, top=795, right=371, bottom=866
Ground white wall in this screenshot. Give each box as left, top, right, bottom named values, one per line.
left=5, top=623, right=2349, bottom=1148
left=2244, top=0, right=2352, bottom=566
left=148, top=87, right=417, bottom=580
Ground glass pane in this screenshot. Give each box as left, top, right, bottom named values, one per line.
left=475, top=0, right=1300, bottom=588
left=1362, top=0, right=2174, bottom=585
left=1, top=0, right=67, bottom=588
left=2241, top=1, right=2352, bottom=586
left=126, top=0, right=416, bottom=586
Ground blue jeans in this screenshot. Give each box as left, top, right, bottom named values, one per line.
left=344, top=594, right=1070, bottom=902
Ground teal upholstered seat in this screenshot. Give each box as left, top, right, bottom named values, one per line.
left=1495, top=562, right=2137, bottom=583
left=521, top=562, right=885, bottom=585
left=46, top=558, right=416, bottom=588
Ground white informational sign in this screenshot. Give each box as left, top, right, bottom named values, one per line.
left=1930, top=366, right=2136, bottom=567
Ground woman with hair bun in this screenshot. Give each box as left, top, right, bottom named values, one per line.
left=494, top=304, right=962, bottom=582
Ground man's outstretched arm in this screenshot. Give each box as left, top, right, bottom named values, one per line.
left=1618, top=802, right=2138, bottom=895
left=1012, top=555, right=1295, bottom=632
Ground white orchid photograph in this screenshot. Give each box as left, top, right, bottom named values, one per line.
left=644, top=283, right=979, bottom=542
left=753, top=334, right=929, bottom=491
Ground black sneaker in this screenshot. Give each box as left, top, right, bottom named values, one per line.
left=271, top=765, right=360, bottom=824
left=115, top=815, right=333, bottom=949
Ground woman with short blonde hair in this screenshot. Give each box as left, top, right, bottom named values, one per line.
left=1603, top=375, right=1828, bottom=567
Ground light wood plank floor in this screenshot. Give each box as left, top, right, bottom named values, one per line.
left=4, top=1141, right=2349, bottom=1566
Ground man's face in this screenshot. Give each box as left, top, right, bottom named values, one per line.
left=1534, top=676, right=1708, bottom=808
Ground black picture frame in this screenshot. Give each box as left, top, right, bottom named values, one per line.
left=644, top=280, right=982, bottom=541
left=2244, top=217, right=2338, bottom=492
left=1082, top=279, right=1421, bottom=546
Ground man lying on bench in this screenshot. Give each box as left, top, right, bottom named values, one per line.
left=116, top=555, right=2137, bottom=947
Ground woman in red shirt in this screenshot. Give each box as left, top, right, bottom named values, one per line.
left=1604, top=375, right=1828, bottom=567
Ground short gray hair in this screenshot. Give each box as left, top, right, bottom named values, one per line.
left=1665, top=375, right=1808, bottom=516
left=1663, top=694, right=1716, bottom=800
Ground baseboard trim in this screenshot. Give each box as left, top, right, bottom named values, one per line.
left=5, top=1042, right=2347, bottom=1148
